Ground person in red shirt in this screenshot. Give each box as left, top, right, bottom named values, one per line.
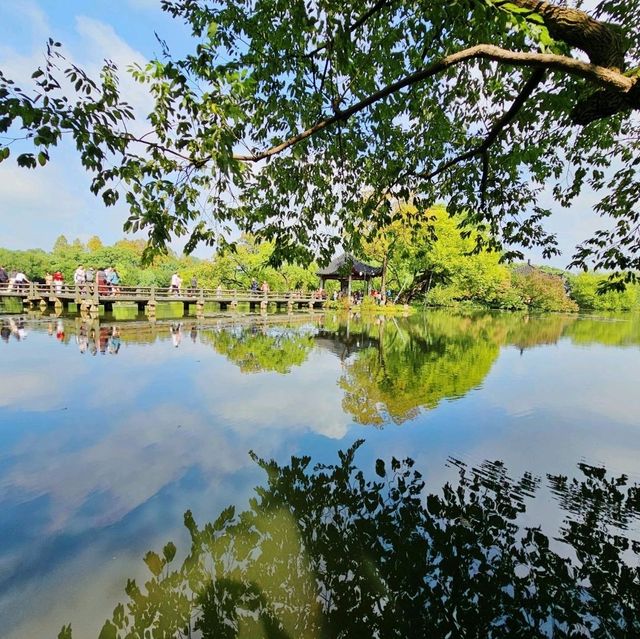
left=52, top=270, right=64, bottom=295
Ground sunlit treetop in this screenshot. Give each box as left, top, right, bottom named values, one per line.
left=0, top=0, right=639, bottom=283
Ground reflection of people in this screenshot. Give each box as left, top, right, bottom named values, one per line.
left=190, top=324, right=197, bottom=343
left=77, top=321, right=89, bottom=354
left=99, top=326, right=110, bottom=354
left=56, top=319, right=64, bottom=341
left=171, top=322, right=182, bottom=348
left=16, top=318, right=27, bottom=340
left=1, top=321, right=10, bottom=342
left=108, top=326, right=121, bottom=354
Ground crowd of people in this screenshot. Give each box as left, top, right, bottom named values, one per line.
left=70, top=265, right=121, bottom=295
left=0, top=266, right=31, bottom=291
left=0, top=264, right=124, bottom=296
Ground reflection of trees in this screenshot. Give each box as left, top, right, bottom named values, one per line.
left=563, top=314, right=640, bottom=348
left=503, top=313, right=577, bottom=351
left=66, top=444, right=640, bottom=638
left=336, top=312, right=639, bottom=426
left=200, top=326, right=315, bottom=373
left=339, top=314, right=501, bottom=425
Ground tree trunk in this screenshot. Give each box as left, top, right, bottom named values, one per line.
left=381, top=253, right=388, bottom=304
left=507, top=0, right=627, bottom=70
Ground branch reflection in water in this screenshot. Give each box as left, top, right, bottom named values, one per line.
left=59, top=443, right=639, bottom=638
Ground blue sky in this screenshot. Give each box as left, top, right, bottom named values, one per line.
left=0, top=0, right=605, bottom=266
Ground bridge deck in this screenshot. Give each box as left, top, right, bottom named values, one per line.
left=0, top=284, right=326, bottom=310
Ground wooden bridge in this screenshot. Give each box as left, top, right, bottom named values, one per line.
left=0, top=283, right=327, bottom=316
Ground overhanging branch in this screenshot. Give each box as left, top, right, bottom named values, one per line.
left=417, top=68, right=546, bottom=183
left=233, top=44, right=634, bottom=163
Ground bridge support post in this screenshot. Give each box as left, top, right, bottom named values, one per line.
left=146, top=286, right=156, bottom=319
left=183, top=301, right=191, bottom=316
left=249, top=301, right=257, bottom=312
left=137, top=301, right=146, bottom=313
left=197, top=290, right=205, bottom=317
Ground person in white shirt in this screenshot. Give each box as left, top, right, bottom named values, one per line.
left=170, top=273, right=182, bottom=295
left=74, top=265, right=86, bottom=291
left=14, top=271, right=29, bottom=292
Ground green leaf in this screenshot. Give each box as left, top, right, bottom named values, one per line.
left=143, top=550, right=164, bottom=576
left=163, top=541, right=177, bottom=563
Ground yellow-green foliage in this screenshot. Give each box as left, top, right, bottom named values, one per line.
left=199, top=327, right=315, bottom=374
left=569, top=273, right=640, bottom=311
left=512, top=271, right=578, bottom=313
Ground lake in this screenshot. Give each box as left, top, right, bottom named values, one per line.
left=1, top=309, right=639, bottom=637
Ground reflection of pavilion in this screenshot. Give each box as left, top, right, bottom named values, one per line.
left=317, top=253, right=382, bottom=296
left=314, top=327, right=379, bottom=360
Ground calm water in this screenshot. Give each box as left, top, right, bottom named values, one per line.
left=0, top=310, right=639, bottom=636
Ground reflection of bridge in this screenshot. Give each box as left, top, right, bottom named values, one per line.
left=0, top=284, right=326, bottom=315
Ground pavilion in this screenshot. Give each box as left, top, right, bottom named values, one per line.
left=317, top=253, right=383, bottom=297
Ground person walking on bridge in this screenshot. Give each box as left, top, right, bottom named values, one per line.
left=74, top=265, right=86, bottom=292
left=15, top=271, right=30, bottom=292
left=52, top=270, right=64, bottom=295
left=170, top=272, right=182, bottom=295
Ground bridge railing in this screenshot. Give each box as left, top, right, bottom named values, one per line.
left=0, top=282, right=327, bottom=303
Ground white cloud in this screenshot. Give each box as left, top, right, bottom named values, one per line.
left=74, top=16, right=153, bottom=126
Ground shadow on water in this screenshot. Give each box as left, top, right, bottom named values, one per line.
left=58, top=444, right=640, bottom=638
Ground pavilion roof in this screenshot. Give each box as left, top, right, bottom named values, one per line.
left=317, top=253, right=382, bottom=279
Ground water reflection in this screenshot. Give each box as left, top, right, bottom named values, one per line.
left=1, top=311, right=639, bottom=637
left=71, top=444, right=640, bottom=638
left=3, top=312, right=640, bottom=424
left=1, top=317, right=27, bottom=342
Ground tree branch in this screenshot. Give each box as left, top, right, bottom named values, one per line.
left=303, top=0, right=397, bottom=60
left=233, top=44, right=634, bottom=163
left=495, top=0, right=627, bottom=70
left=417, top=68, right=546, bottom=182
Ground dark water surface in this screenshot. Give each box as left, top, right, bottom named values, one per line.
left=0, top=310, right=639, bottom=637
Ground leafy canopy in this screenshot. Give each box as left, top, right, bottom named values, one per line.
left=1, top=0, right=640, bottom=280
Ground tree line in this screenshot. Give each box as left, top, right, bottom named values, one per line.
left=0, top=212, right=638, bottom=311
